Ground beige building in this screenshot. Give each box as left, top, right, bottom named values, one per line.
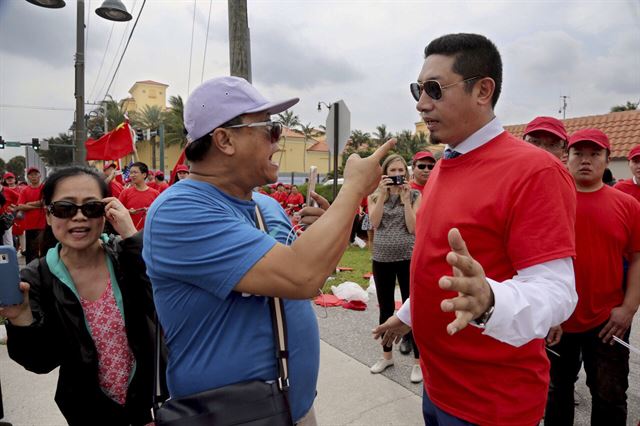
left=277, top=127, right=332, bottom=175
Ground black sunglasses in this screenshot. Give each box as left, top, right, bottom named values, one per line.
left=416, top=163, right=435, bottom=170
left=223, top=121, right=283, bottom=143
left=410, top=76, right=481, bottom=101
left=47, top=201, right=106, bottom=219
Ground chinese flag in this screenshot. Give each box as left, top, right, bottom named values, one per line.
left=85, top=121, right=135, bottom=161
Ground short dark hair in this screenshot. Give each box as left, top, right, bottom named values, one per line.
left=130, top=161, right=149, bottom=178
left=42, top=166, right=108, bottom=205
left=425, top=33, right=502, bottom=108
left=185, top=115, right=243, bottom=162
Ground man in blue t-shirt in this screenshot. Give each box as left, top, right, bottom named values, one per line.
left=143, top=76, right=394, bottom=423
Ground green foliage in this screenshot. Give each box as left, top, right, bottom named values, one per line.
left=321, top=246, right=373, bottom=293
left=372, top=124, right=391, bottom=147
left=296, top=181, right=342, bottom=204
left=0, top=158, right=5, bottom=175
left=7, top=156, right=25, bottom=181
left=40, top=133, right=74, bottom=166
left=164, top=95, right=187, bottom=147
left=86, top=97, right=126, bottom=139
left=393, top=130, right=428, bottom=163
left=130, top=105, right=163, bottom=132
left=610, top=101, right=638, bottom=112
left=277, top=110, right=301, bottom=129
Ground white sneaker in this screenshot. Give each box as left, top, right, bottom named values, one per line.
left=410, top=364, right=423, bottom=383
left=370, top=358, right=394, bottom=374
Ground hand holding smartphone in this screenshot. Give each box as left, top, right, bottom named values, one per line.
left=0, top=245, right=24, bottom=306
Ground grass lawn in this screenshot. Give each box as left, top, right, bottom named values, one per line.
left=321, top=246, right=373, bottom=293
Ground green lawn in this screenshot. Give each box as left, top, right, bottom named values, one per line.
left=322, top=246, right=373, bottom=293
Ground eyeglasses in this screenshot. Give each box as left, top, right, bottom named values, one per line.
left=416, top=163, right=435, bottom=170
left=410, top=76, right=481, bottom=101
left=222, top=121, right=283, bottom=143
left=47, top=201, right=106, bottom=219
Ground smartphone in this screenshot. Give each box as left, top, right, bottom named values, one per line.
left=389, top=175, right=405, bottom=185
left=307, top=166, right=318, bottom=208
left=0, top=245, right=23, bottom=306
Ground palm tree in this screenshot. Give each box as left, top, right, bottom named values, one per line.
left=41, top=133, right=74, bottom=166
left=349, top=129, right=371, bottom=151
left=299, top=122, right=316, bottom=172
left=130, top=105, right=163, bottom=168
left=86, top=96, right=126, bottom=139
left=163, top=95, right=187, bottom=147
left=276, top=110, right=301, bottom=171
left=373, top=124, right=391, bottom=147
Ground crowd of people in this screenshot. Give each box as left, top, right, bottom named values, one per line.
left=0, top=32, right=638, bottom=426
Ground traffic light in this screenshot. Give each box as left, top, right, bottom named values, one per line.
left=135, top=128, right=144, bottom=142
left=0, top=136, right=4, bottom=149
left=32, top=138, right=40, bottom=150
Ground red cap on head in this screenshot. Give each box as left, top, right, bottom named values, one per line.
left=3, top=172, right=15, bottom=179
left=103, top=162, right=116, bottom=171
left=568, top=128, right=610, bottom=150
left=524, top=116, right=568, bottom=141
left=628, top=145, right=640, bottom=160
left=26, top=167, right=40, bottom=175
left=412, top=151, right=435, bottom=163
left=156, top=171, right=165, bottom=178
left=175, top=165, right=189, bottom=173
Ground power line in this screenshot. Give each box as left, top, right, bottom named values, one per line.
left=0, top=104, right=74, bottom=111
left=187, top=0, right=197, bottom=95
left=88, top=22, right=115, bottom=102
left=101, top=0, right=147, bottom=102
left=201, top=0, right=214, bottom=84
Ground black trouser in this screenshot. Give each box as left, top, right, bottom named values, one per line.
left=372, top=259, right=419, bottom=358
left=24, top=229, right=43, bottom=264
left=545, top=322, right=630, bottom=425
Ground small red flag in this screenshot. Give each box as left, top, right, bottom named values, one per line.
left=85, top=121, right=135, bottom=161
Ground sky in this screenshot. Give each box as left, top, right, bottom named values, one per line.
left=1, top=0, right=639, bottom=162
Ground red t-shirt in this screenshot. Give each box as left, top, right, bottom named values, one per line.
left=286, top=193, right=304, bottom=206
left=563, top=186, right=640, bottom=333
left=613, top=178, right=640, bottom=203
left=271, top=191, right=288, bottom=207
left=17, top=185, right=46, bottom=230
left=0, top=187, right=19, bottom=215
left=118, top=186, right=159, bottom=230
left=156, top=181, right=169, bottom=194
left=108, top=179, right=124, bottom=199
left=412, top=132, right=576, bottom=425
left=410, top=181, right=424, bottom=192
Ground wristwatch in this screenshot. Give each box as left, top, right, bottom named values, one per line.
left=471, top=304, right=495, bottom=328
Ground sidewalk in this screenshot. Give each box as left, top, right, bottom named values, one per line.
left=0, top=340, right=422, bottom=426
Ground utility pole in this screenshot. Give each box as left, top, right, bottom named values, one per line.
left=228, top=0, right=252, bottom=82
left=559, top=95, right=569, bottom=119
left=75, top=0, right=87, bottom=165
left=159, top=123, right=165, bottom=174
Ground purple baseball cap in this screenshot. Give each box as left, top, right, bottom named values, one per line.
left=184, top=76, right=299, bottom=143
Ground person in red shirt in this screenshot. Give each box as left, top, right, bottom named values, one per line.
left=374, top=34, right=577, bottom=425
left=15, top=167, right=46, bottom=263
left=118, top=162, right=159, bottom=230
left=103, top=163, right=124, bottom=198
left=153, top=172, right=170, bottom=193
left=613, top=144, right=640, bottom=203
left=270, top=183, right=288, bottom=208
left=171, top=165, right=190, bottom=185
left=0, top=181, right=19, bottom=246
left=544, top=129, right=640, bottom=425
left=409, top=151, right=436, bottom=192
left=522, top=116, right=568, bottom=162
left=285, top=185, right=304, bottom=213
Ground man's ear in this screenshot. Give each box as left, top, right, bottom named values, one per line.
left=211, top=128, right=236, bottom=156
left=476, top=77, right=495, bottom=107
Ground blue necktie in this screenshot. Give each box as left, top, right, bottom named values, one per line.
left=444, top=149, right=462, bottom=159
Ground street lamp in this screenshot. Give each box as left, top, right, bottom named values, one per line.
left=26, top=0, right=131, bottom=165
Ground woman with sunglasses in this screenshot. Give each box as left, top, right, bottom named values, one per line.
left=0, top=166, right=164, bottom=426
left=368, top=154, right=422, bottom=382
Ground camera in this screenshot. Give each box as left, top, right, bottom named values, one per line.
left=389, top=175, right=405, bottom=185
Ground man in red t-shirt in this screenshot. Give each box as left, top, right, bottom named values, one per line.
left=613, top=144, right=640, bottom=203
left=545, top=130, right=640, bottom=425
left=0, top=181, right=19, bottom=246
left=118, top=162, right=159, bottom=230
left=153, top=172, right=170, bottom=194
left=270, top=183, right=288, bottom=209
left=409, top=151, right=435, bottom=192
left=522, top=116, right=568, bottom=162
left=103, top=163, right=124, bottom=198
left=375, top=34, right=577, bottom=425
left=15, top=167, right=46, bottom=263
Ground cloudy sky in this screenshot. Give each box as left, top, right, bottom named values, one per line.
left=1, top=0, right=639, bottom=162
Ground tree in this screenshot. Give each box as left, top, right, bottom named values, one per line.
left=7, top=156, right=26, bottom=181
left=299, top=122, right=316, bottom=172
left=163, top=95, right=187, bottom=147
left=277, top=110, right=301, bottom=130
left=610, top=101, right=638, bottom=112
left=130, top=105, right=164, bottom=169
left=349, top=129, right=371, bottom=151
left=0, top=158, right=5, bottom=176
left=86, top=96, right=127, bottom=139
left=373, top=124, right=391, bottom=147
left=394, top=130, right=428, bottom=162
left=40, top=133, right=74, bottom=167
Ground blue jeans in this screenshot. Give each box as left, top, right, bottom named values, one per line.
left=422, top=389, right=476, bottom=426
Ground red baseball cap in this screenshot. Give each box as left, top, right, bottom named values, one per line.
left=627, top=145, right=640, bottom=160
left=412, top=151, right=435, bottom=163
left=103, top=162, right=117, bottom=171
left=568, top=128, right=610, bottom=150
left=3, top=172, right=15, bottom=179
left=26, top=167, right=40, bottom=175
left=175, top=165, right=189, bottom=173
left=524, top=116, right=568, bottom=141
left=155, top=171, right=165, bottom=178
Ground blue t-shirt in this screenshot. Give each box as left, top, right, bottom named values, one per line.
left=143, top=180, right=319, bottom=422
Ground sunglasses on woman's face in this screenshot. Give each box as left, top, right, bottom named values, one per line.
left=410, top=76, right=481, bottom=101
left=47, top=201, right=106, bottom=219
left=416, top=163, right=435, bottom=170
